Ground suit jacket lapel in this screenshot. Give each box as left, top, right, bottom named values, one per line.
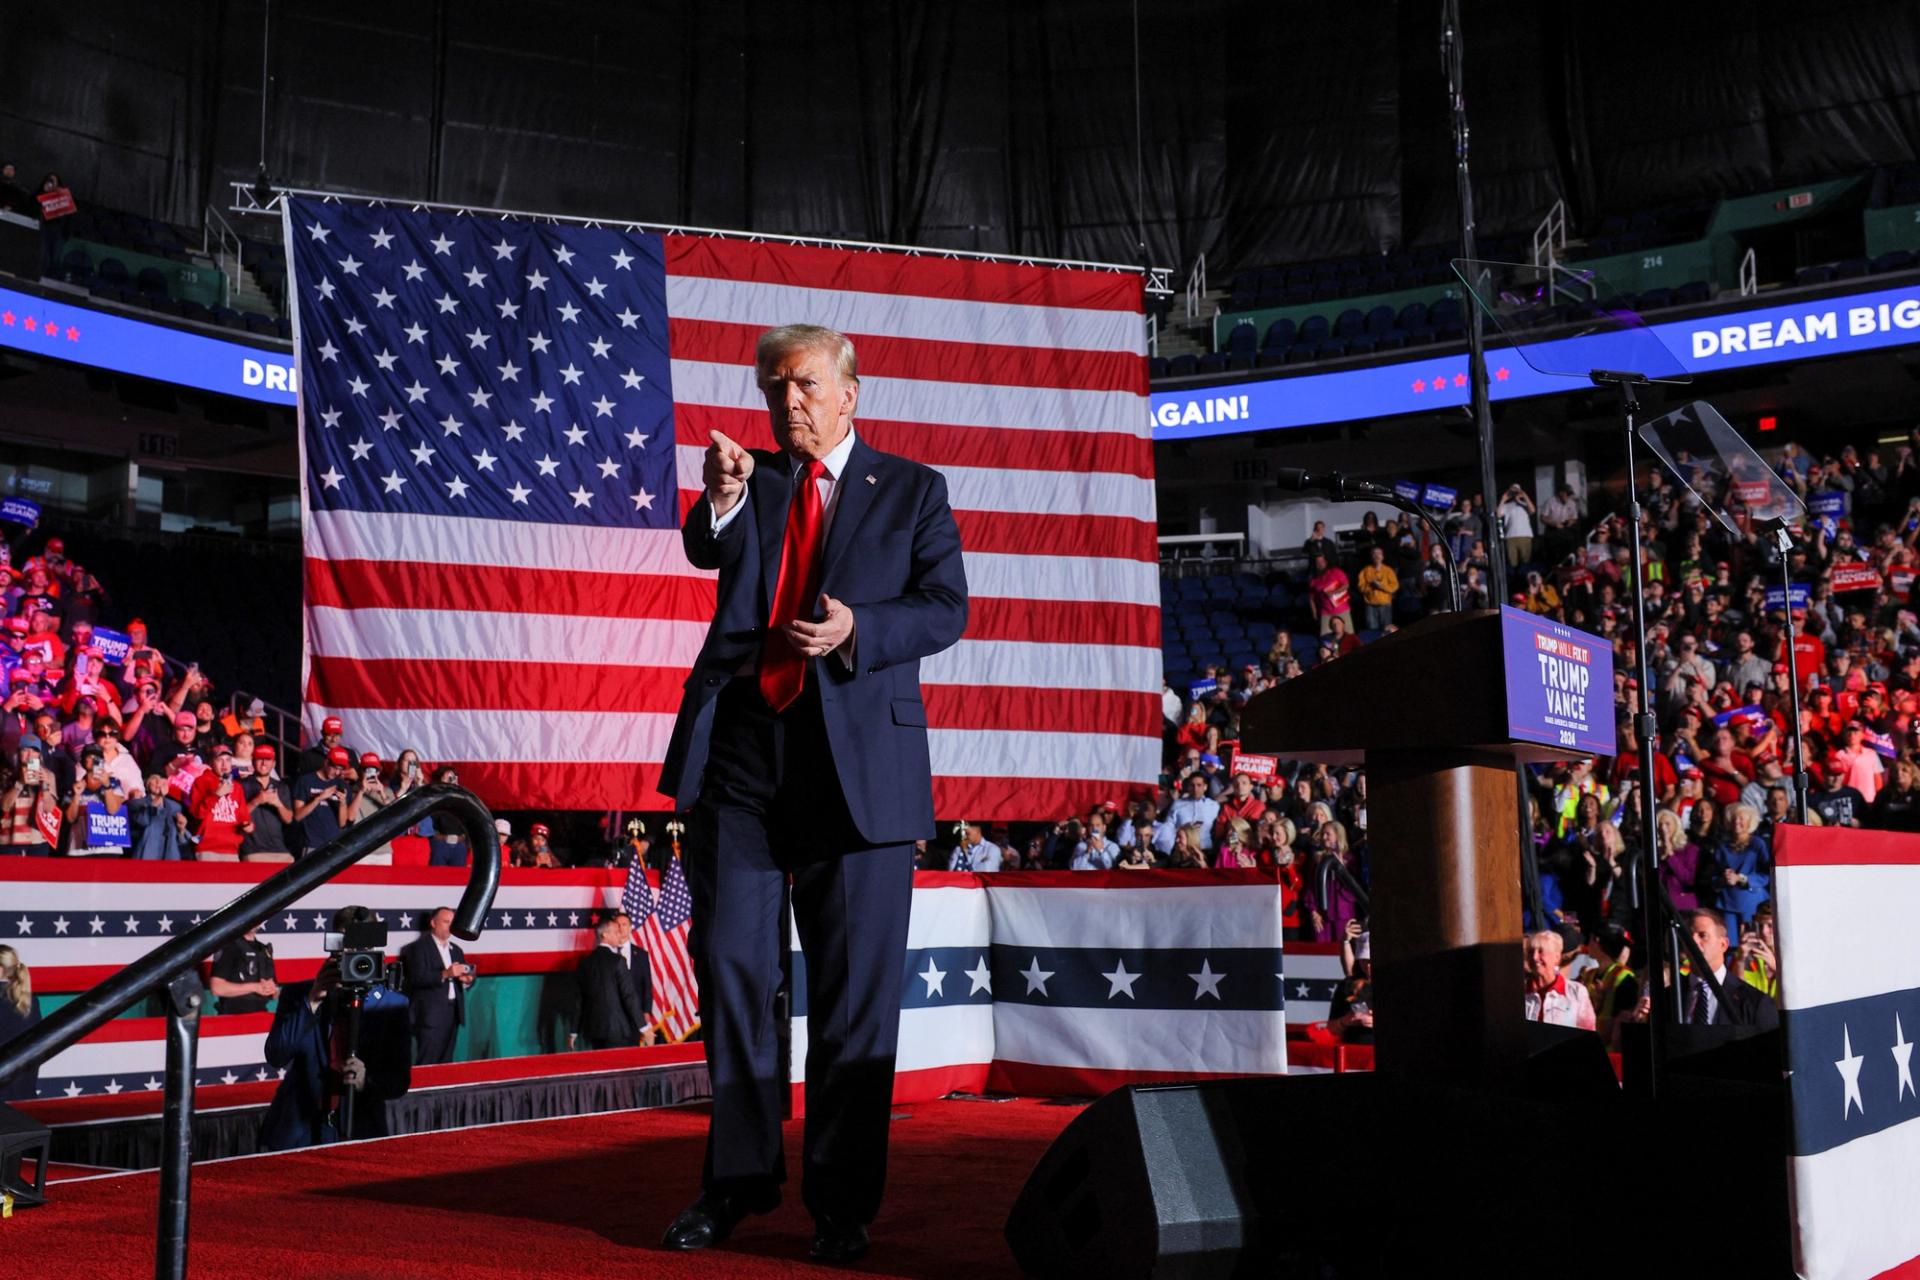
left=819, top=437, right=879, bottom=594
left=757, top=450, right=794, bottom=619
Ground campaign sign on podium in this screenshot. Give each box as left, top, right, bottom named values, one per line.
left=1500, top=607, right=1615, bottom=756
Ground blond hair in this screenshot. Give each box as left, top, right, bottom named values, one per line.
left=755, top=324, right=859, bottom=383
left=0, top=945, right=29, bottom=1016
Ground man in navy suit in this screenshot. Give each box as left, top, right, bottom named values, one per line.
left=657, top=324, right=968, bottom=1263
left=399, top=906, right=474, bottom=1064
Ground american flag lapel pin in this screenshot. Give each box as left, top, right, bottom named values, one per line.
left=865, top=474, right=877, bottom=484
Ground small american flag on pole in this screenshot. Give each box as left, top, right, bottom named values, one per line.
left=284, top=195, right=1156, bottom=820
left=623, top=854, right=698, bottom=1042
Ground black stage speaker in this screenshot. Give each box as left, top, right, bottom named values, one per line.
left=1005, top=1047, right=1646, bottom=1280
left=0, top=1102, right=51, bottom=1209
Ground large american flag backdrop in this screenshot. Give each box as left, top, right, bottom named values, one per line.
left=285, top=196, right=1157, bottom=818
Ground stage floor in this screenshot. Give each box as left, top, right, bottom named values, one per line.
left=7, top=1096, right=1084, bottom=1279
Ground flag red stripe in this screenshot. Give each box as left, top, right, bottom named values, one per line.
left=931, top=776, right=1160, bottom=819
left=305, top=558, right=716, bottom=621
left=668, top=317, right=1146, bottom=394
left=675, top=405, right=1154, bottom=478
left=963, top=598, right=1160, bottom=646
left=308, top=657, right=1156, bottom=733
left=952, top=511, right=1157, bottom=562
left=924, top=687, right=1162, bottom=737
left=663, top=235, right=1143, bottom=312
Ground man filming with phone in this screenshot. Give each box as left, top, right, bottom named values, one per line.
left=291, top=745, right=354, bottom=858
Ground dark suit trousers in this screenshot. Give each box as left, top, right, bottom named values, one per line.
left=686, top=676, right=914, bottom=1225
left=413, top=999, right=458, bottom=1065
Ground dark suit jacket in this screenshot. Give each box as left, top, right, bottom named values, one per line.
left=260, top=980, right=411, bottom=1151
left=1713, top=973, right=1780, bottom=1030
left=578, top=945, right=647, bottom=1045
left=399, top=935, right=466, bottom=1029
left=657, top=436, right=968, bottom=843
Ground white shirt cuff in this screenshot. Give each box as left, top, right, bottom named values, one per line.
left=709, top=485, right=748, bottom=534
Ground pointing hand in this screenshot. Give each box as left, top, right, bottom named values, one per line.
left=704, top=431, right=755, bottom=516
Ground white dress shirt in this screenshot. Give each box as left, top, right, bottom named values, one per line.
left=432, top=935, right=456, bottom=1000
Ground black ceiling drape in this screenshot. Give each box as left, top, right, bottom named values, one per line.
left=0, top=0, right=1913, bottom=276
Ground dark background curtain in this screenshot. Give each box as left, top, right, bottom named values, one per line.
left=1, top=0, right=1913, bottom=275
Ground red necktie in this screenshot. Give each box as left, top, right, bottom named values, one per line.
left=759, top=460, right=826, bottom=712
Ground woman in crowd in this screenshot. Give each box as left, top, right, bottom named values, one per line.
left=1307, top=819, right=1362, bottom=942
left=1655, top=808, right=1703, bottom=913
left=1165, top=822, right=1208, bottom=869
left=0, top=945, right=40, bottom=1102
left=1215, top=817, right=1259, bottom=869
left=1709, top=802, right=1772, bottom=937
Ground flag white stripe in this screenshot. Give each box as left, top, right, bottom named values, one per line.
left=309, top=612, right=1157, bottom=692
left=922, top=639, right=1159, bottom=692
left=670, top=445, right=1154, bottom=520
left=1776, top=864, right=1920, bottom=1009
left=45, top=1032, right=271, bottom=1083
left=929, top=729, right=1160, bottom=782
left=991, top=1004, right=1287, bottom=1074
left=300, top=705, right=1160, bottom=777
left=983, top=885, right=1286, bottom=948
left=308, top=508, right=715, bottom=578
left=308, top=608, right=712, bottom=666
left=670, top=358, right=1148, bottom=438
left=791, top=1004, right=995, bottom=1082
left=955, top=555, right=1158, bottom=607
left=305, top=511, right=1158, bottom=609
left=1793, top=1123, right=1920, bottom=1280
left=665, top=275, right=1145, bottom=358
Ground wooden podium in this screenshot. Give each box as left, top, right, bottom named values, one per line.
left=1242, top=609, right=1602, bottom=1088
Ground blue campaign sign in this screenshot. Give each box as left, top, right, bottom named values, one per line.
left=0, top=496, right=40, bottom=527
left=85, top=799, right=132, bottom=849
left=1764, top=582, right=1812, bottom=610
left=1421, top=483, right=1458, bottom=509
left=1393, top=480, right=1422, bottom=502
left=1808, top=491, right=1847, bottom=517
left=1501, top=607, right=1615, bottom=757
left=1150, top=279, right=1920, bottom=441
left=90, top=626, right=131, bottom=665
left=1188, top=679, right=1216, bottom=702
left=0, top=285, right=296, bottom=406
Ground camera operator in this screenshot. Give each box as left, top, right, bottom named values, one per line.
left=260, top=905, right=411, bottom=1151
left=2, top=742, right=62, bottom=855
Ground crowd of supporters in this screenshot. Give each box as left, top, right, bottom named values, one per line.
left=956, top=429, right=1920, bottom=1035
left=0, top=529, right=595, bottom=866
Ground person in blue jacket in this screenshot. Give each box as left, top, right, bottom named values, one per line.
left=1708, top=802, right=1771, bottom=938
left=259, top=906, right=411, bottom=1151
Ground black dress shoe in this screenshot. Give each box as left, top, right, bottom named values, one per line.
left=660, top=1189, right=777, bottom=1251
left=809, top=1218, right=870, bottom=1264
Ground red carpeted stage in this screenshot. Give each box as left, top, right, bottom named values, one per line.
left=5, top=1096, right=1083, bottom=1279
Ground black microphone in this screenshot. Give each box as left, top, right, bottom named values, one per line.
left=1273, top=467, right=1395, bottom=500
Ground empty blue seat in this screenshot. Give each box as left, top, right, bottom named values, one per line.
left=1872, top=250, right=1916, bottom=274
left=1365, top=305, right=1396, bottom=334
left=1168, top=354, right=1199, bottom=377
left=1226, top=322, right=1258, bottom=356
left=1263, top=317, right=1297, bottom=350
left=136, top=266, right=169, bottom=297
left=1298, top=314, right=1330, bottom=345
left=1834, top=258, right=1872, bottom=279
left=1795, top=264, right=1837, bottom=285
left=1673, top=280, right=1712, bottom=305
left=1198, top=351, right=1230, bottom=374
left=96, top=257, right=130, bottom=287
left=1149, top=356, right=1170, bottom=379
left=1333, top=308, right=1366, bottom=338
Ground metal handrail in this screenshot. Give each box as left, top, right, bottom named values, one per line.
left=1185, top=254, right=1208, bottom=319
left=226, top=687, right=302, bottom=765
left=202, top=204, right=245, bottom=309
left=1532, top=199, right=1567, bottom=267
left=0, top=783, right=499, bottom=1280
left=1316, top=847, right=1371, bottom=915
